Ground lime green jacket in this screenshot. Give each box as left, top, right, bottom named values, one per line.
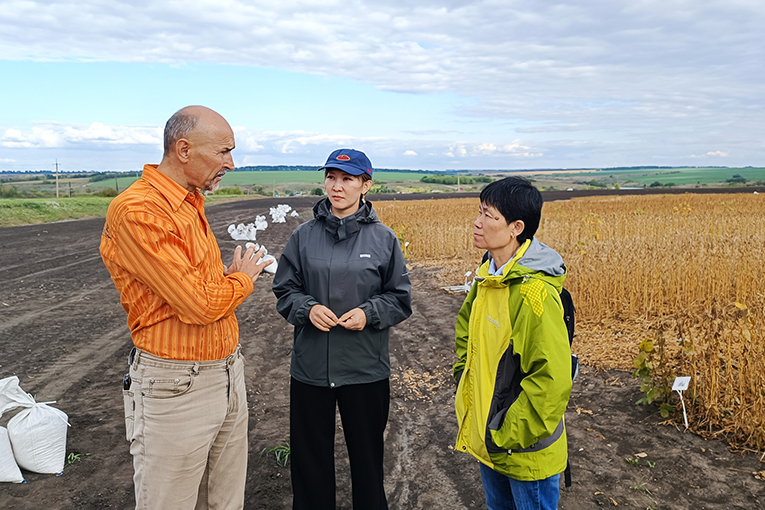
left=454, top=238, right=572, bottom=481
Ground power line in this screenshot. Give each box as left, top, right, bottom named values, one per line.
left=53, top=159, right=60, bottom=198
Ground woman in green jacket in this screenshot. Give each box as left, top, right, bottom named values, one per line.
left=453, top=176, right=571, bottom=510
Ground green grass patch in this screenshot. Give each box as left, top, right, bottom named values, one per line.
left=624, top=167, right=765, bottom=185
left=220, top=170, right=433, bottom=186
left=84, top=170, right=436, bottom=191
left=260, top=443, right=291, bottom=467
left=538, top=167, right=765, bottom=186
left=0, top=194, right=267, bottom=228
left=0, top=197, right=114, bottom=227
left=114, top=175, right=140, bottom=190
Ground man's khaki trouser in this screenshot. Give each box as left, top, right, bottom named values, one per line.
left=123, top=346, right=248, bottom=510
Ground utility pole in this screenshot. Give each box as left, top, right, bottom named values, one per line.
left=53, top=159, right=60, bottom=198
left=115, top=176, right=119, bottom=194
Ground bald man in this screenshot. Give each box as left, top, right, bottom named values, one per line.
left=100, top=106, right=270, bottom=510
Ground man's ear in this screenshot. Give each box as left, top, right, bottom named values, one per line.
left=176, top=139, right=191, bottom=163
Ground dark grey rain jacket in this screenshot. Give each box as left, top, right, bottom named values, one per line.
left=272, top=198, right=412, bottom=388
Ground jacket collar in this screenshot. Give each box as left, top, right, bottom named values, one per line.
left=478, top=238, right=567, bottom=292
left=313, top=197, right=378, bottom=241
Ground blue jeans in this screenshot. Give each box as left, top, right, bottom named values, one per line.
left=480, top=463, right=560, bottom=510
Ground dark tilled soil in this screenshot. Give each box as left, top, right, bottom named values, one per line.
left=1, top=193, right=763, bottom=509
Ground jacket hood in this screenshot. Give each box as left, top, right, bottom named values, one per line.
left=312, top=197, right=379, bottom=241
left=480, top=238, right=566, bottom=292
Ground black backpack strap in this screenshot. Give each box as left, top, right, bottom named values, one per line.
left=559, top=287, right=575, bottom=346
left=559, top=288, right=576, bottom=487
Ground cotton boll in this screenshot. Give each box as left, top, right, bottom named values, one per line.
left=227, top=224, right=236, bottom=234
left=290, top=210, right=299, bottom=217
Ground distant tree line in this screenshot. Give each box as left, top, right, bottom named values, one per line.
left=420, top=175, right=492, bottom=185
left=89, top=171, right=141, bottom=182
left=0, top=174, right=53, bottom=183
left=235, top=165, right=318, bottom=172
left=578, top=179, right=608, bottom=188
left=726, top=174, right=747, bottom=184
left=234, top=165, right=440, bottom=173
left=1, top=171, right=98, bottom=181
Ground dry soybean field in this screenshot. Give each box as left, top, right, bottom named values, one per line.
left=1, top=191, right=764, bottom=509
left=377, top=192, right=765, bottom=452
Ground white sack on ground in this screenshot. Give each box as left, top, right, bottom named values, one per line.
left=8, top=404, right=69, bottom=474
left=245, top=242, right=264, bottom=255
left=254, top=215, right=268, bottom=231
left=245, top=243, right=278, bottom=274
left=0, top=376, right=70, bottom=474
left=259, top=255, right=277, bottom=274
left=269, top=204, right=292, bottom=223
left=228, top=223, right=258, bottom=241
left=0, top=376, right=29, bottom=413
left=0, top=427, right=24, bottom=483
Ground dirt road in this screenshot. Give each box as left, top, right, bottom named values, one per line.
left=1, top=194, right=763, bottom=509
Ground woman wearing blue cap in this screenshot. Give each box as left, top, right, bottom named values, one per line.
left=273, top=148, right=412, bottom=510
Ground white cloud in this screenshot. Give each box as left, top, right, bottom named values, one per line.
left=1, top=122, right=162, bottom=149
left=1, top=1, right=764, bottom=168
left=0, top=119, right=550, bottom=170
left=2, top=2, right=762, bottom=114
left=690, top=150, right=729, bottom=158
left=229, top=128, right=548, bottom=168
left=235, top=129, right=540, bottom=166
left=473, top=141, right=541, bottom=158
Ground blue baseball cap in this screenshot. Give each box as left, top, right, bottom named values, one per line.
left=319, top=148, right=373, bottom=177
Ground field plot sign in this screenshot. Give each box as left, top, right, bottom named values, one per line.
left=672, top=376, right=692, bottom=429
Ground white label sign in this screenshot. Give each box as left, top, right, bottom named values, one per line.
left=672, top=376, right=691, bottom=392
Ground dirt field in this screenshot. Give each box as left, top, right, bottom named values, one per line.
left=1, top=192, right=763, bottom=509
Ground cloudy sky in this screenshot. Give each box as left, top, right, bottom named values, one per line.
left=1, top=0, right=763, bottom=172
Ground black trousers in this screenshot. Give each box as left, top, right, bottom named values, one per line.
left=290, top=377, right=390, bottom=510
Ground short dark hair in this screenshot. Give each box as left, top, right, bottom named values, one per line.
left=163, top=109, right=198, bottom=156
left=479, top=176, right=543, bottom=243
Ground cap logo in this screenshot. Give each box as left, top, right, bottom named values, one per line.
left=336, top=155, right=351, bottom=161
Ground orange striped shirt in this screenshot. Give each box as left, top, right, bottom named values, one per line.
left=99, top=164, right=254, bottom=360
